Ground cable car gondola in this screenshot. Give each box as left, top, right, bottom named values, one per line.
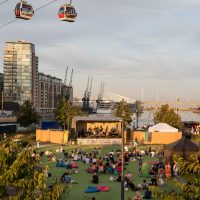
left=15, top=1, right=34, bottom=20
left=58, top=1, right=77, bottom=22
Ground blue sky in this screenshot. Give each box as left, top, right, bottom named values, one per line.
left=0, top=0, right=200, bottom=101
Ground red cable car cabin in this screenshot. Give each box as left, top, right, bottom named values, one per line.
left=15, top=1, right=34, bottom=20
left=58, top=4, right=77, bottom=22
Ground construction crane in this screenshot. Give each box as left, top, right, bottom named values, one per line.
left=69, top=68, right=73, bottom=87
left=64, top=66, right=68, bottom=85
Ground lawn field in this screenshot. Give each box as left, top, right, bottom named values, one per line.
left=38, top=144, right=169, bottom=200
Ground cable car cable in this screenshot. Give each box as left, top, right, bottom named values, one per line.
left=0, top=0, right=9, bottom=6
left=0, top=19, right=17, bottom=29
left=34, top=0, right=58, bottom=11
left=0, top=0, right=59, bottom=30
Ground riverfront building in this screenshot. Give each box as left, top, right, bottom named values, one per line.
left=37, top=72, right=62, bottom=114
left=3, top=40, right=38, bottom=107
left=0, top=73, right=3, bottom=100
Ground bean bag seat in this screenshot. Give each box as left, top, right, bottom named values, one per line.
left=141, top=163, right=150, bottom=178
left=71, top=162, right=78, bottom=168
left=85, top=186, right=100, bottom=193
left=96, top=186, right=110, bottom=192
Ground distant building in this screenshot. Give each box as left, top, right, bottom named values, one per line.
left=3, top=40, right=38, bottom=107
left=61, top=85, right=73, bottom=103
left=96, top=92, right=137, bottom=114
left=37, top=72, right=62, bottom=114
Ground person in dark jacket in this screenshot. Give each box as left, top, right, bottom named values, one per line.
left=143, top=188, right=152, bottom=199
left=91, top=172, right=99, bottom=184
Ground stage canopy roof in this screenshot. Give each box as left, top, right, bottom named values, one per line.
left=73, top=114, right=122, bottom=122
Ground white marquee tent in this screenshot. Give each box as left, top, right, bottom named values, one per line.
left=148, top=123, right=178, bottom=133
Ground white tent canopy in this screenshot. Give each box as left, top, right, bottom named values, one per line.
left=148, top=123, right=178, bottom=133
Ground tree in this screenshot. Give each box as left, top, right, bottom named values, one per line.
left=150, top=152, right=200, bottom=200
left=115, top=99, right=133, bottom=125
left=154, top=104, right=183, bottom=130
left=0, top=139, right=68, bottom=199
left=54, top=98, right=83, bottom=130
left=17, top=100, right=39, bottom=127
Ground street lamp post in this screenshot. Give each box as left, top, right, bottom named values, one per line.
left=121, top=112, right=125, bottom=200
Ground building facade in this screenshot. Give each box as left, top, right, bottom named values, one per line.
left=37, top=72, right=62, bottom=114
left=0, top=73, right=3, bottom=101
left=3, top=40, right=38, bottom=107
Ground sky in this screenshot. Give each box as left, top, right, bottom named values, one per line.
left=0, top=0, right=200, bottom=102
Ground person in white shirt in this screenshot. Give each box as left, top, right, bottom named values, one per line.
left=74, top=154, right=79, bottom=161
left=85, top=157, right=90, bottom=164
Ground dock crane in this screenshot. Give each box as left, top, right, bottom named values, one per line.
left=62, top=67, right=73, bottom=103
left=97, top=82, right=105, bottom=103
left=82, top=76, right=93, bottom=111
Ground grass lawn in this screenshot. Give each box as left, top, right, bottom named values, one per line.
left=38, top=144, right=170, bottom=200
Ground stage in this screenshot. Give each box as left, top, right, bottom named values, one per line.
left=77, top=138, right=121, bottom=145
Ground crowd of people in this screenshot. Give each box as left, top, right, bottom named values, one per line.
left=38, top=144, right=180, bottom=200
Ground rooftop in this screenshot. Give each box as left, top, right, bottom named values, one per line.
left=73, top=114, right=122, bottom=122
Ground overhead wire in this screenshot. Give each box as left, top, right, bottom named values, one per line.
left=0, top=0, right=59, bottom=30
left=0, top=0, right=9, bottom=6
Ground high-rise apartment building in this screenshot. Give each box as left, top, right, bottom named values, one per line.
left=37, top=72, right=62, bottom=114
left=3, top=40, right=38, bottom=107
left=0, top=73, right=3, bottom=101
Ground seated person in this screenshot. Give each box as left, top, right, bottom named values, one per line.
left=109, top=154, right=115, bottom=163
left=124, top=177, right=137, bottom=191
left=61, top=171, right=71, bottom=183
left=109, top=150, right=114, bottom=155
left=143, top=188, right=152, bottom=199
left=85, top=156, right=90, bottom=164
left=125, top=172, right=132, bottom=181
left=105, top=161, right=112, bottom=173
left=74, top=154, right=79, bottom=161
left=103, top=154, right=109, bottom=161
left=150, top=176, right=157, bottom=186
left=98, top=157, right=103, bottom=165
left=98, top=163, right=104, bottom=173
left=116, top=163, right=122, bottom=174
left=91, top=162, right=98, bottom=172
left=141, top=179, right=148, bottom=190
left=92, top=156, right=97, bottom=163
left=116, top=175, right=121, bottom=182
left=92, top=172, right=99, bottom=184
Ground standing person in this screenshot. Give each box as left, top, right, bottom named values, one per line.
left=165, top=163, right=172, bottom=178
left=36, top=141, right=40, bottom=149
left=173, top=161, right=179, bottom=177
left=138, top=155, right=143, bottom=176
left=3, top=133, right=7, bottom=139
